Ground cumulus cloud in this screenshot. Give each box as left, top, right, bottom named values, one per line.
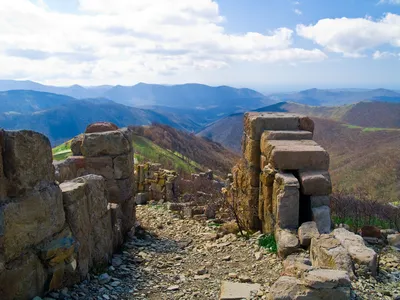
left=296, top=13, right=400, bottom=57
left=0, top=0, right=326, bottom=85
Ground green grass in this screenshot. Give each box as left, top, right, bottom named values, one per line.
left=52, top=134, right=207, bottom=175
left=341, top=124, right=400, bottom=132
left=332, top=216, right=394, bottom=232
left=258, top=234, right=277, bottom=253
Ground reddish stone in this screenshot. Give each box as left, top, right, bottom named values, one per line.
left=85, top=122, right=118, bottom=134
left=361, top=225, right=382, bottom=238
left=68, top=156, right=86, bottom=170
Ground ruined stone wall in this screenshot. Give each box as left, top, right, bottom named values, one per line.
left=0, top=126, right=135, bottom=300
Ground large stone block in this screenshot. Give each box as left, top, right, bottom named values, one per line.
left=262, top=130, right=313, bottom=141
left=81, top=131, right=131, bottom=157
left=113, top=154, right=134, bottom=179
left=0, top=253, right=46, bottom=300
left=262, top=140, right=330, bottom=171
left=303, top=269, right=351, bottom=290
left=259, top=166, right=276, bottom=234
left=310, top=195, right=331, bottom=208
left=84, top=156, right=114, bottom=180
left=298, top=221, right=320, bottom=247
left=333, top=228, right=377, bottom=277
left=312, top=206, right=332, bottom=234
left=244, top=112, right=314, bottom=141
left=85, top=122, right=118, bottom=133
left=91, top=211, right=113, bottom=266
left=299, top=170, right=332, bottom=196
left=60, top=181, right=91, bottom=277
left=70, top=134, right=83, bottom=156
left=106, top=177, right=134, bottom=204
left=272, top=173, right=300, bottom=229
left=0, top=184, right=65, bottom=261
left=275, top=227, right=300, bottom=258
left=38, top=227, right=76, bottom=267
left=242, top=134, right=260, bottom=167
left=3, top=130, right=55, bottom=196
left=73, top=175, right=109, bottom=221
left=310, top=234, right=355, bottom=278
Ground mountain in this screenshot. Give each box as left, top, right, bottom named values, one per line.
left=269, top=88, right=400, bottom=106
left=197, top=102, right=400, bottom=201
left=53, top=124, right=239, bottom=178
left=0, top=90, right=183, bottom=145
left=0, top=80, right=272, bottom=114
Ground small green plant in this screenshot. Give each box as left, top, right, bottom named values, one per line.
left=258, top=234, right=277, bottom=253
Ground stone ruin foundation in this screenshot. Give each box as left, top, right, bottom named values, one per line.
left=0, top=124, right=135, bottom=300
left=227, top=113, right=379, bottom=299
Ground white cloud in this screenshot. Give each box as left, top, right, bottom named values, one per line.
left=0, top=0, right=326, bottom=85
left=372, top=50, right=398, bottom=59
left=294, top=9, right=302, bottom=15
left=297, top=14, right=400, bottom=57
left=378, top=0, right=400, bottom=4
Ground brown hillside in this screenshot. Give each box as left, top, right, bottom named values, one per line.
left=130, top=124, right=239, bottom=176
left=198, top=114, right=400, bottom=202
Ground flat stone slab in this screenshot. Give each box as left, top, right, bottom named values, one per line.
left=261, top=130, right=313, bottom=142
left=244, top=112, right=314, bottom=141
left=299, top=170, right=332, bottom=196
left=219, top=281, right=261, bottom=300
left=262, top=140, right=329, bottom=170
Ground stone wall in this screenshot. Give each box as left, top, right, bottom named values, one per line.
left=0, top=125, right=135, bottom=299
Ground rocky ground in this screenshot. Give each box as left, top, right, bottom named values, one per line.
left=43, top=204, right=400, bottom=300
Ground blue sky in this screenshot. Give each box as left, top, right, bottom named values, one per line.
left=1, top=0, right=400, bottom=92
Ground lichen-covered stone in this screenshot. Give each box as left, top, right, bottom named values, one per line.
left=113, top=154, right=133, bottom=179
left=3, top=130, right=55, bottom=196
left=310, top=234, right=355, bottom=278
left=275, top=227, right=300, bottom=258
left=84, top=157, right=114, bottom=180
left=0, top=183, right=65, bottom=261
left=333, top=228, right=377, bottom=276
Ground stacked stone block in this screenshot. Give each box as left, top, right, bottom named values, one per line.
left=135, top=163, right=178, bottom=204
left=0, top=126, right=136, bottom=299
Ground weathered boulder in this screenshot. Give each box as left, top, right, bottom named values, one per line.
left=272, top=172, right=299, bottom=229
left=0, top=253, right=46, bottom=300
left=85, top=122, right=118, bottom=133
left=3, top=130, right=55, bottom=196
left=310, top=234, right=354, bottom=278
left=298, top=221, right=320, bottom=247
left=70, top=134, right=83, bottom=156
left=333, top=228, right=377, bottom=276
left=219, top=281, right=261, bottom=300
left=275, top=228, right=300, bottom=258
left=81, top=131, right=131, bottom=157
left=298, top=171, right=332, bottom=196
left=312, top=206, right=331, bottom=234
left=0, top=183, right=65, bottom=261
left=259, top=166, right=276, bottom=234
left=106, top=177, right=134, bottom=204
left=303, top=269, right=351, bottom=290
left=262, top=140, right=329, bottom=171
left=244, top=112, right=314, bottom=141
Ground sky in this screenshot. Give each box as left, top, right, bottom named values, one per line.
left=0, top=0, right=400, bottom=92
